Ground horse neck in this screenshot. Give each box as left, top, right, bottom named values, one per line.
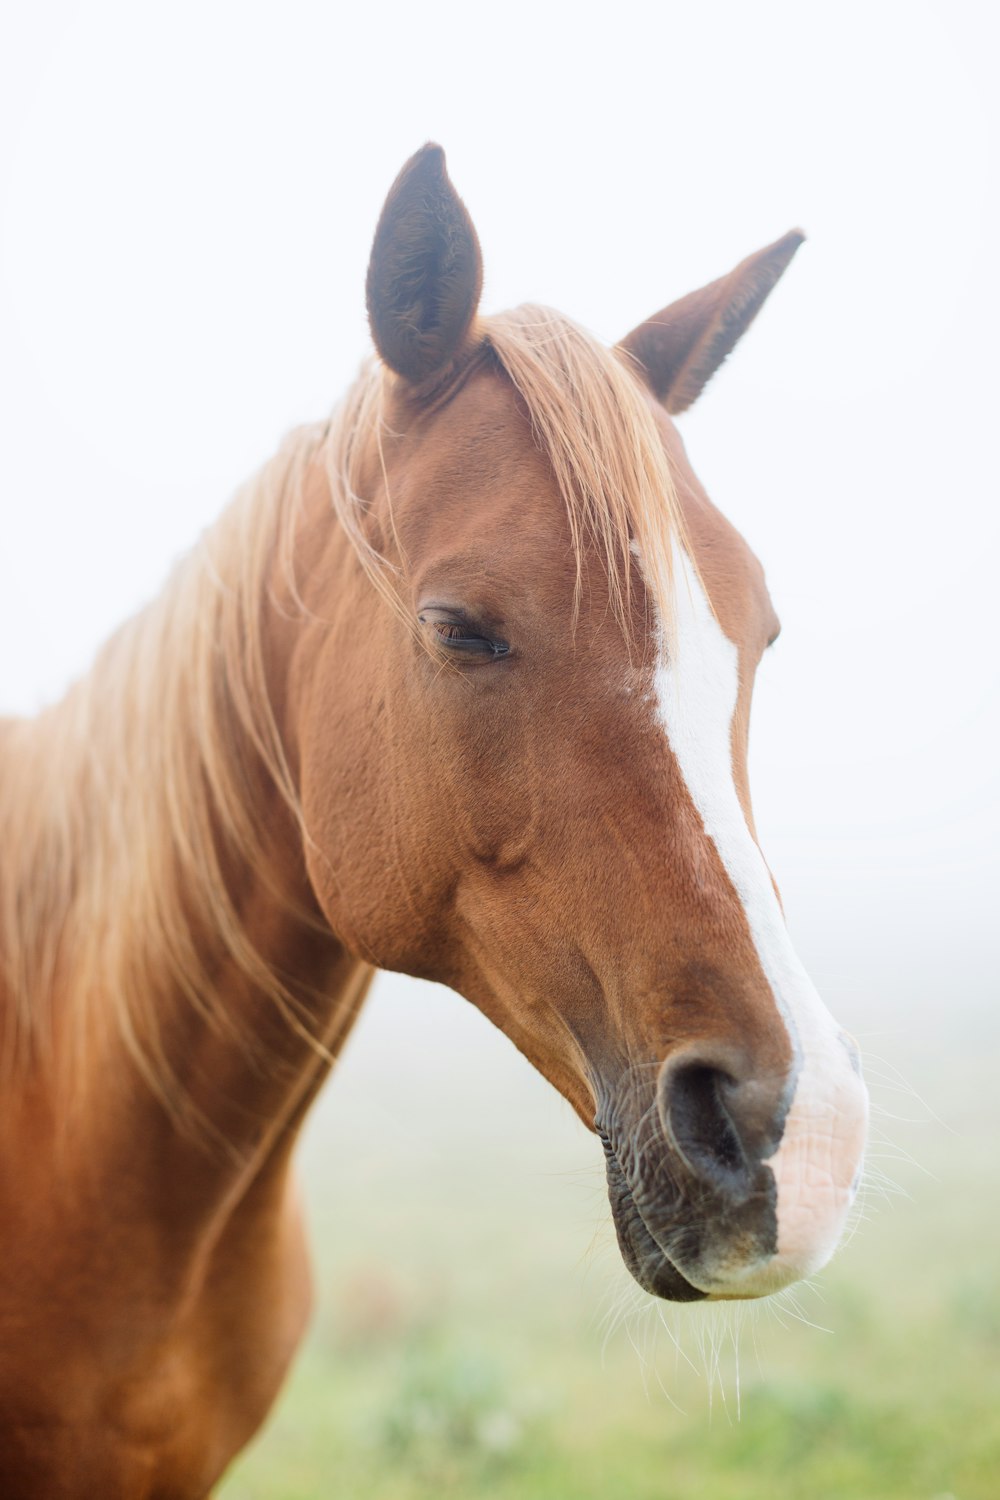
left=0, top=460, right=369, bottom=1200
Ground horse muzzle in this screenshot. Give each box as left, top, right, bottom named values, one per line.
left=598, top=1036, right=869, bottom=1302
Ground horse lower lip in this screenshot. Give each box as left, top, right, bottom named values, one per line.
left=602, top=1139, right=706, bottom=1303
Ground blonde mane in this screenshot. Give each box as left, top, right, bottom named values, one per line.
left=0, top=306, right=682, bottom=1122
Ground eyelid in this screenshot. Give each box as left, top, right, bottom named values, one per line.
left=417, top=603, right=503, bottom=636
left=417, top=606, right=511, bottom=660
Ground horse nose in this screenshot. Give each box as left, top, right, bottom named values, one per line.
left=657, top=1046, right=789, bottom=1202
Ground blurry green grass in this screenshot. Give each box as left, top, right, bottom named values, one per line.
left=219, top=1000, right=1000, bottom=1500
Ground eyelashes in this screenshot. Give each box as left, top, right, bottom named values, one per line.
left=419, top=609, right=511, bottom=661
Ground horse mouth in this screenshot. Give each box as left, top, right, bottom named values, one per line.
left=600, top=1133, right=707, bottom=1303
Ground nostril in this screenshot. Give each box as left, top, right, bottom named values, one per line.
left=662, top=1061, right=751, bottom=1193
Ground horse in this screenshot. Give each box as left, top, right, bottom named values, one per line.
left=0, top=144, right=868, bottom=1497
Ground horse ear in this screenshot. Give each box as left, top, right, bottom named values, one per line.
left=366, top=144, right=483, bottom=385
left=618, top=230, right=805, bottom=414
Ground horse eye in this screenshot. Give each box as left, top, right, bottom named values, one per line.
left=418, top=612, right=510, bottom=660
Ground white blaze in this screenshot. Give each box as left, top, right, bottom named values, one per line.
left=651, top=543, right=868, bottom=1296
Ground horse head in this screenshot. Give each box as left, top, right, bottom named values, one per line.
left=290, top=145, right=868, bottom=1302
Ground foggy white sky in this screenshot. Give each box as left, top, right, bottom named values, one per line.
left=1, top=1, right=997, bottom=1054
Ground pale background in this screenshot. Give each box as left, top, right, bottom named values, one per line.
left=1, top=1, right=998, bottom=1488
